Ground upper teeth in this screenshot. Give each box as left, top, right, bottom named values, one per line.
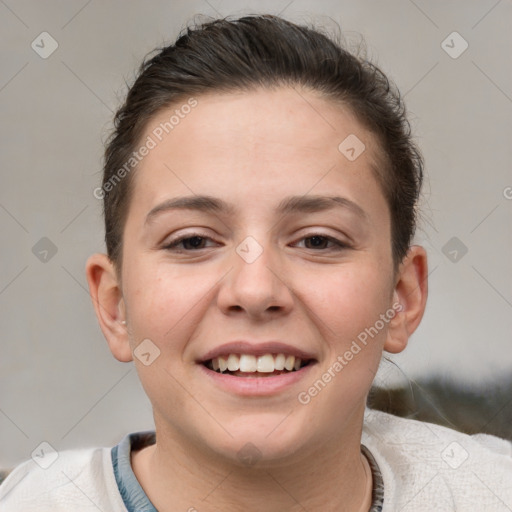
left=210, top=353, right=303, bottom=373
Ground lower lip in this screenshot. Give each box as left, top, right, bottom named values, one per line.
left=197, top=363, right=316, bottom=396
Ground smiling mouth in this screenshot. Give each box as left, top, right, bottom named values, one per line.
left=203, top=353, right=314, bottom=377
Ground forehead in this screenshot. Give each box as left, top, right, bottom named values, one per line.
left=144, top=87, right=381, bottom=162
left=128, top=86, right=387, bottom=223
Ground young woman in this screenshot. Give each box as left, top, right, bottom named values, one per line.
left=1, top=14, right=511, bottom=512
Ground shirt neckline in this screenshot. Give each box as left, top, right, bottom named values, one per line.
left=111, top=432, right=383, bottom=512
left=111, top=431, right=157, bottom=512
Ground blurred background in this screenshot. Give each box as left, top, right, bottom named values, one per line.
left=1, top=0, right=511, bottom=468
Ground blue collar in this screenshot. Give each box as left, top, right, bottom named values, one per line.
left=111, top=431, right=157, bottom=512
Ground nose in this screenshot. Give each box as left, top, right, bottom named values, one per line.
left=216, top=236, right=294, bottom=320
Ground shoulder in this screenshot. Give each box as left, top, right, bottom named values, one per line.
left=0, top=444, right=127, bottom=512
left=362, top=408, right=512, bottom=511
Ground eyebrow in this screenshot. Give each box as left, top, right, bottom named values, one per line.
left=144, top=194, right=368, bottom=225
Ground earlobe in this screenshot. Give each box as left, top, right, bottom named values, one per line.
left=85, top=253, right=133, bottom=362
left=384, top=245, right=428, bottom=354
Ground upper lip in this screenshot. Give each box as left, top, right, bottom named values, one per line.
left=198, top=341, right=317, bottom=363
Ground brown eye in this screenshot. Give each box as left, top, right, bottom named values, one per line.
left=294, top=234, right=350, bottom=251
left=163, top=234, right=217, bottom=252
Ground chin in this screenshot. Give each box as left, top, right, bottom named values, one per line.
left=199, top=413, right=317, bottom=468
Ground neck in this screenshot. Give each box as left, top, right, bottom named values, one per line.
left=132, top=411, right=372, bottom=512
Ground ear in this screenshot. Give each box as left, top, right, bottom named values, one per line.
left=85, top=253, right=133, bottom=362
left=384, top=245, right=428, bottom=354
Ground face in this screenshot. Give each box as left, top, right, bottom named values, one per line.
left=94, top=87, right=415, bottom=465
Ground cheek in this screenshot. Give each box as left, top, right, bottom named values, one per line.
left=123, top=264, right=211, bottom=346
left=303, top=263, right=392, bottom=352
left=122, top=267, right=212, bottom=412
left=297, top=266, right=392, bottom=421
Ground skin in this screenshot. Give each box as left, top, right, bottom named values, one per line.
left=86, top=86, right=428, bottom=511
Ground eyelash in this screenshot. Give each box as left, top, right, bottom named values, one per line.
left=162, top=233, right=350, bottom=253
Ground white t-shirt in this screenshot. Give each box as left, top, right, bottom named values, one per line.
left=1, top=409, right=511, bottom=511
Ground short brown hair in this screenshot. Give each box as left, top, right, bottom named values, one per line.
left=101, top=14, right=423, bottom=275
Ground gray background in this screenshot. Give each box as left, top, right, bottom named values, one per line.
left=1, top=0, right=511, bottom=467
